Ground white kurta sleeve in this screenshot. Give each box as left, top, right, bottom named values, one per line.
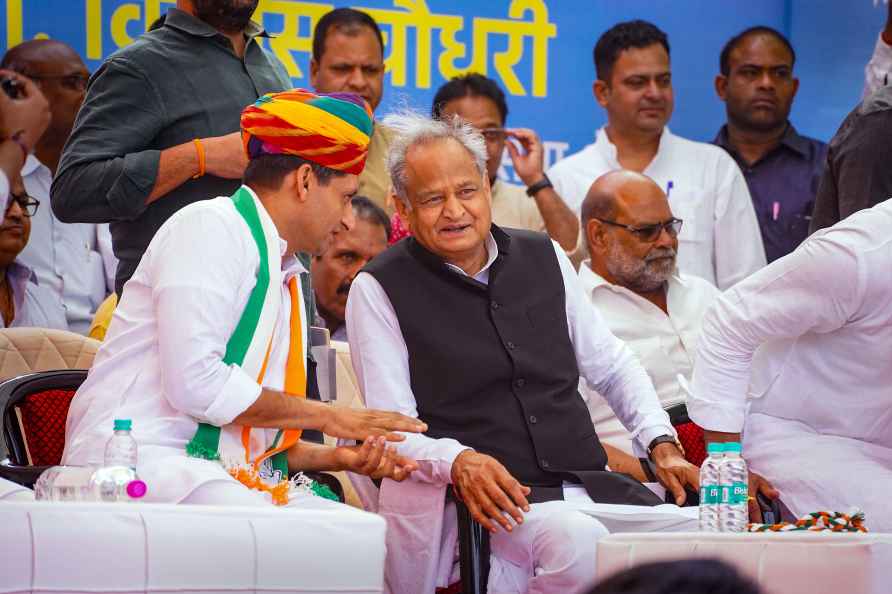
left=864, top=32, right=892, bottom=98
left=150, top=206, right=262, bottom=427
left=689, top=234, right=863, bottom=433
left=712, top=155, right=767, bottom=290
left=553, top=241, right=674, bottom=452
left=346, top=271, right=470, bottom=485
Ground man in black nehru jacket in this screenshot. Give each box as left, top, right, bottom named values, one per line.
left=346, top=111, right=700, bottom=594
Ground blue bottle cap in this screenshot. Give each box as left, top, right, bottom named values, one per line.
left=723, top=442, right=742, bottom=454
left=113, top=419, right=132, bottom=431
left=706, top=442, right=725, bottom=454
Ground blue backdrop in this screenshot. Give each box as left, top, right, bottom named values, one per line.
left=2, top=0, right=886, bottom=180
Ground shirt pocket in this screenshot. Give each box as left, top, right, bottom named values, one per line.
left=669, top=188, right=711, bottom=245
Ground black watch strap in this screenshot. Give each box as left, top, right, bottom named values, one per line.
left=647, top=434, right=681, bottom=459
left=639, top=457, right=658, bottom=483
left=526, top=173, right=553, bottom=197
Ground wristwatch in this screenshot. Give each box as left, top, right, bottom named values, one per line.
left=525, top=173, right=553, bottom=197
left=647, top=434, right=684, bottom=460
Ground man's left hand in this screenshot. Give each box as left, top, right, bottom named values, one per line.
left=504, top=128, right=545, bottom=188
left=650, top=442, right=700, bottom=506
left=335, top=436, right=419, bottom=482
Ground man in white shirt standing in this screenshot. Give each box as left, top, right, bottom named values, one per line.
left=2, top=40, right=115, bottom=334
left=689, top=199, right=892, bottom=530
left=63, top=90, right=426, bottom=507
left=347, top=111, right=699, bottom=593
left=548, top=20, right=765, bottom=290
left=577, top=171, right=719, bottom=479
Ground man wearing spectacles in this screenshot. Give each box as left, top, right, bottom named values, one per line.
left=0, top=182, right=67, bottom=330
left=1, top=40, right=116, bottom=335
left=577, top=170, right=720, bottom=479
left=430, top=73, right=579, bottom=251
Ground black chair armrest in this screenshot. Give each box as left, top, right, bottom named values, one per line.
left=0, top=459, right=48, bottom=489
left=449, top=489, right=490, bottom=594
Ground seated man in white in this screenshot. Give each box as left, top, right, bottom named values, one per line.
left=689, top=199, right=892, bottom=530
left=63, top=90, right=425, bottom=507
left=346, top=111, right=700, bottom=594
left=577, top=170, right=719, bottom=479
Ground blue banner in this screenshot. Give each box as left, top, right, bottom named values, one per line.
left=1, top=0, right=885, bottom=182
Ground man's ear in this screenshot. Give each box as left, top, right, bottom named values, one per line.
left=393, top=193, right=412, bottom=232
left=593, top=79, right=610, bottom=108
left=309, top=58, right=319, bottom=87
left=714, top=74, right=728, bottom=101
left=586, top=218, right=608, bottom=253
left=288, top=164, right=314, bottom=204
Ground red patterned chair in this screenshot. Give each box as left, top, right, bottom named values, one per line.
left=0, top=370, right=87, bottom=487
left=665, top=402, right=707, bottom=467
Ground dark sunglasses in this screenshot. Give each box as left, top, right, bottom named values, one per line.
left=594, top=217, right=683, bottom=243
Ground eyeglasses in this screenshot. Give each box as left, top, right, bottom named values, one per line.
left=594, top=217, right=683, bottom=242
left=25, top=73, right=90, bottom=92
left=6, top=193, right=40, bottom=217
left=479, top=127, right=507, bottom=142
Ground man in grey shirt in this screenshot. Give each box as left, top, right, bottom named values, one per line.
left=809, top=83, right=892, bottom=233
left=51, top=0, right=292, bottom=295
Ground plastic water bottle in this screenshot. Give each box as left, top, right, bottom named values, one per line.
left=34, top=419, right=147, bottom=502
left=104, top=419, right=138, bottom=468
left=698, top=442, right=724, bottom=532
left=718, top=442, right=749, bottom=532
left=92, top=418, right=146, bottom=502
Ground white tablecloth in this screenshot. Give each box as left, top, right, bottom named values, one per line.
left=596, top=531, right=892, bottom=594
left=0, top=499, right=386, bottom=593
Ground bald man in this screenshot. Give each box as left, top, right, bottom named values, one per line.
left=2, top=40, right=115, bottom=334
left=577, top=171, right=720, bottom=479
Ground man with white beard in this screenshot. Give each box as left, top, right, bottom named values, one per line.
left=577, top=171, right=721, bottom=479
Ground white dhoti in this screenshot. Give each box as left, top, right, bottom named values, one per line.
left=0, top=476, right=34, bottom=501
left=488, top=485, right=698, bottom=594
left=744, top=413, right=892, bottom=532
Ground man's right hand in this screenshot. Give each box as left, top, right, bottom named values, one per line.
left=319, top=405, right=428, bottom=442
left=203, top=132, right=249, bottom=179
left=451, top=450, right=531, bottom=533
left=0, top=70, right=50, bottom=151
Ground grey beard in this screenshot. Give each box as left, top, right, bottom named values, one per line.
left=605, top=244, right=676, bottom=293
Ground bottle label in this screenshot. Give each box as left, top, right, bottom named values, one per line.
left=700, top=485, right=721, bottom=505
left=721, top=482, right=748, bottom=505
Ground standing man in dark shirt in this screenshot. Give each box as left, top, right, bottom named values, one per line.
left=51, top=0, right=292, bottom=295
left=713, top=26, right=826, bottom=262
left=809, top=85, right=892, bottom=233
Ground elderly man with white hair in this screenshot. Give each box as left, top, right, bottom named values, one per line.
left=346, top=111, right=700, bottom=594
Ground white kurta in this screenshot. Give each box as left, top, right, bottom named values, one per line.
left=689, top=199, right=892, bottom=530
left=63, top=189, right=308, bottom=504
left=547, top=127, right=766, bottom=290
left=578, top=263, right=720, bottom=455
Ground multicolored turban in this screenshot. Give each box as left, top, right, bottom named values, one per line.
left=240, top=89, right=374, bottom=175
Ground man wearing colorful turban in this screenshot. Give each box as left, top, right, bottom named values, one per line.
left=63, top=89, right=425, bottom=508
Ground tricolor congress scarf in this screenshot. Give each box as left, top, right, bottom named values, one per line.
left=185, top=186, right=306, bottom=505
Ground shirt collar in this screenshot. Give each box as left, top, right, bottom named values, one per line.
left=578, top=259, right=683, bottom=299
left=594, top=126, right=674, bottom=169
left=713, top=122, right=810, bottom=160
left=444, top=232, right=500, bottom=279
left=164, top=7, right=268, bottom=40
left=21, top=154, right=47, bottom=177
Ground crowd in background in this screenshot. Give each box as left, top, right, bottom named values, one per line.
left=1, top=1, right=891, bottom=593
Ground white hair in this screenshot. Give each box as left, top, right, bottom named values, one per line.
left=382, top=109, right=488, bottom=208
